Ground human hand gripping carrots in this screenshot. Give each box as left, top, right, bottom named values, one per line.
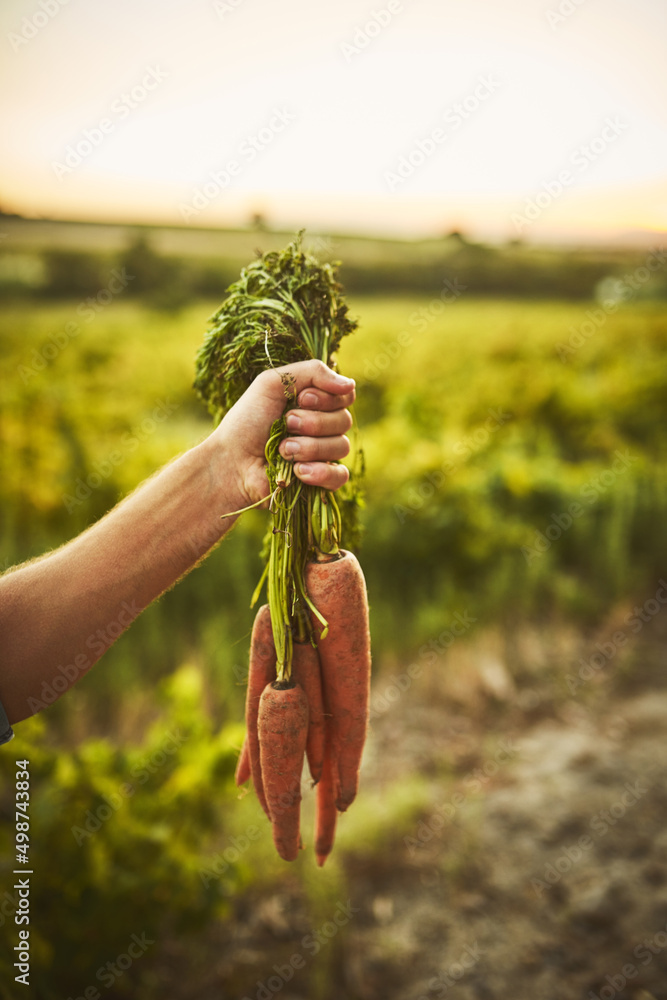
left=212, top=360, right=355, bottom=509
left=0, top=361, right=357, bottom=731
left=226, top=363, right=371, bottom=865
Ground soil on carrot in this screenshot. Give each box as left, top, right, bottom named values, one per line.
left=160, top=613, right=667, bottom=1000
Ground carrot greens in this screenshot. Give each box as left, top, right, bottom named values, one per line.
left=193, top=233, right=362, bottom=683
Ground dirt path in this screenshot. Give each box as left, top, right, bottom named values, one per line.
left=342, top=674, right=667, bottom=999
left=161, top=623, right=667, bottom=1000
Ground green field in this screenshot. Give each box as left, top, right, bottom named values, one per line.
left=3, top=216, right=665, bottom=302
left=1, top=289, right=667, bottom=996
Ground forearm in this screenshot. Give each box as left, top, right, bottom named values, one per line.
left=0, top=360, right=354, bottom=727
left=0, top=435, right=240, bottom=724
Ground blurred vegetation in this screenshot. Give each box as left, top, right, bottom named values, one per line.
left=2, top=217, right=666, bottom=303
left=0, top=670, right=249, bottom=999
left=348, top=296, right=667, bottom=645
left=0, top=225, right=666, bottom=994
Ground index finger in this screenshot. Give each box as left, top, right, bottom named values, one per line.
left=273, top=360, right=355, bottom=400
left=297, top=387, right=355, bottom=411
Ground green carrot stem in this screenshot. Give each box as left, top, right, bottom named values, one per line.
left=194, top=232, right=361, bottom=682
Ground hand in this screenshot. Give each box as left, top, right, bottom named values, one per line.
left=211, top=360, right=355, bottom=508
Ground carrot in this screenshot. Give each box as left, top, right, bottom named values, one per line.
left=306, top=549, right=371, bottom=812
left=246, top=604, right=277, bottom=818
left=195, top=235, right=367, bottom=858
left=235, top=736, right=250, bottom=786
left=258, top=681, right=309, bottom=861
left=291, top=640, right=325, bottom=784
left=314, top=728, right=338, bottom=867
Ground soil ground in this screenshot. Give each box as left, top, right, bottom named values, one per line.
left=162, top=612, right=667, bottom=1000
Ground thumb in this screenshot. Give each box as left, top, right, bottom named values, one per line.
left=264, top=360, right=355, bottom=402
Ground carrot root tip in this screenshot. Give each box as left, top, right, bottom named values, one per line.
left=277, top=847, right=299, bottom=862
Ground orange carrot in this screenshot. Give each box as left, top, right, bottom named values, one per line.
left=258, top=681, right=309, bottom=861
left=314, top=728, right=338, bottom=867
left=306, top=549, right=371, bottom=812
left=246, top=605, right=277, bottom=819
left=235, top=736, right=250, bottom=786
left=291, top=640, right=325, bottom=784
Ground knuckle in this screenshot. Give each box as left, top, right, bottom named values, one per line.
left=301, top=412, right=319, bottom=435
left=255, top=368, right=276, bottom=390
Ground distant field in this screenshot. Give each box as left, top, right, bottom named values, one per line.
left=0, top=215, right=468, bottom=263
left=2, top=216, right=662, bottom=302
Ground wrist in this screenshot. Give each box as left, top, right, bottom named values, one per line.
left=198, top=430, right=249, bottom=519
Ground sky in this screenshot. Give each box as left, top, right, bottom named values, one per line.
left=1, top=0, right=665, bottom=242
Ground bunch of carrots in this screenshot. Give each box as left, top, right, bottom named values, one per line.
left=194, top=234, right=371, bottom=864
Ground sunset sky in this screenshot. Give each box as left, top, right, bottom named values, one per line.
left=1, top=0, right=665, bottom=242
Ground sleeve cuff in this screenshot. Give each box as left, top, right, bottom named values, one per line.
left=0, top=698, right=14, bottom=746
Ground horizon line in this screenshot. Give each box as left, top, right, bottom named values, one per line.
left=2, top=209, right=665, bottom=252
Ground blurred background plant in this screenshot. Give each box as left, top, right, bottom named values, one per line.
left=1, top=218, right=666, bottom=997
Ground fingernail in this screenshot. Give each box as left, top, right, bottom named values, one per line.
left=301, top=392, right=317, bottom=407
left=283, top=440, right=299, bottom=456
left=296, top=462, right=313, bottom=476
left=334, top=373, right=355, bottom=386
left=285, top=412, right=302, bottom=431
